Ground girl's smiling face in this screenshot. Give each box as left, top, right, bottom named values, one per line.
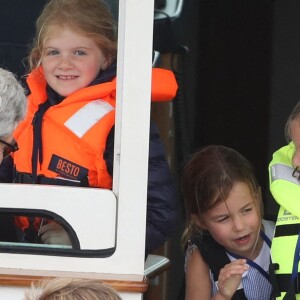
left=200, top=181, right=262, bottom=260
left=41, top=25, right=109, bottom=97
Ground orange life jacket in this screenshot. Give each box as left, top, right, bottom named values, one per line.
left=13, top=66, right=178, bottom=234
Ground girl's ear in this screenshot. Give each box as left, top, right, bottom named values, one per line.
left=101, top=56, right=111, bottom=71
left=192, top=214, right=207, bottom=230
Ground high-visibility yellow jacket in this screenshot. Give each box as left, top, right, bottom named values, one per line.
left=269, top=142, right=300, bottom=299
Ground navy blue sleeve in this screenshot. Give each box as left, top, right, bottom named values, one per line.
left=104, top=122, right=179, bottom=255
left=145, top=121, right=178, bottom=255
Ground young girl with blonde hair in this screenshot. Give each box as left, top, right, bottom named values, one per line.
left=0, top=0, right=178, bottom=255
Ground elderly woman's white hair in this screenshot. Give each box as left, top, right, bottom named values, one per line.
left=0, top=68, right=27, bottom=138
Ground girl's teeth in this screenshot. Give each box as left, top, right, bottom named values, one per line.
left=59, top=76, right=76, bottom=79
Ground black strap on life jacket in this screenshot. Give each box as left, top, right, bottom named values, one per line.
left=282, top=231, right=300, bottom=300
left=269, top=262, right=281, bottom=298
left=273, top=272, right=300, bottom=300
left=31, top=99, right=52, bottom=184
left=192, top=232, right=247, bottom=300
left=270, top=223, right=300, bottom=299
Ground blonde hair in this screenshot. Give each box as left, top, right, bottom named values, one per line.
left=28, top=0, right=117, bottom=71
left=24, top=278, right=122, bottom=300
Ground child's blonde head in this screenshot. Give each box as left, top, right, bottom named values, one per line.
left=28, top=0, right=117, bottom=71
left=24, top=277, right=122, bottom=300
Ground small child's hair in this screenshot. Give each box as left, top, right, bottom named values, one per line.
left=285, top=101, right=300, bottom=143
left=181, top=145, right=263, bottom=249
left=24, top=277, right=122, bottom=300
left=28, top=0, right=117, bottom=71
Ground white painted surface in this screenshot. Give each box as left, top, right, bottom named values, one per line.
left=0, top=183, right=116, bottom=250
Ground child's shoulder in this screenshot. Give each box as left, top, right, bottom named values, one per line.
left=262, top=219, right=275, bottom=239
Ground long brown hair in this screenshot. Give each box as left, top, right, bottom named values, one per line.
left=181, top=145, right=263, bottom=249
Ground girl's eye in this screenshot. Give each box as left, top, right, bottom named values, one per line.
left=217, top=216, right=229, bottom=223
left=46, top=50, right=59, bottom=56
left=242, top=207, right=253, bottom=214
left=74, top=50, right=86, bottom=56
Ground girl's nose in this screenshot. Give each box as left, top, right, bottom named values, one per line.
left=233, top=217, right=244, bottom=232
left=58, top=57, right=72, bottom=69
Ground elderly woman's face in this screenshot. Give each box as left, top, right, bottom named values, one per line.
left=0, top=135, right=17, bottom=163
